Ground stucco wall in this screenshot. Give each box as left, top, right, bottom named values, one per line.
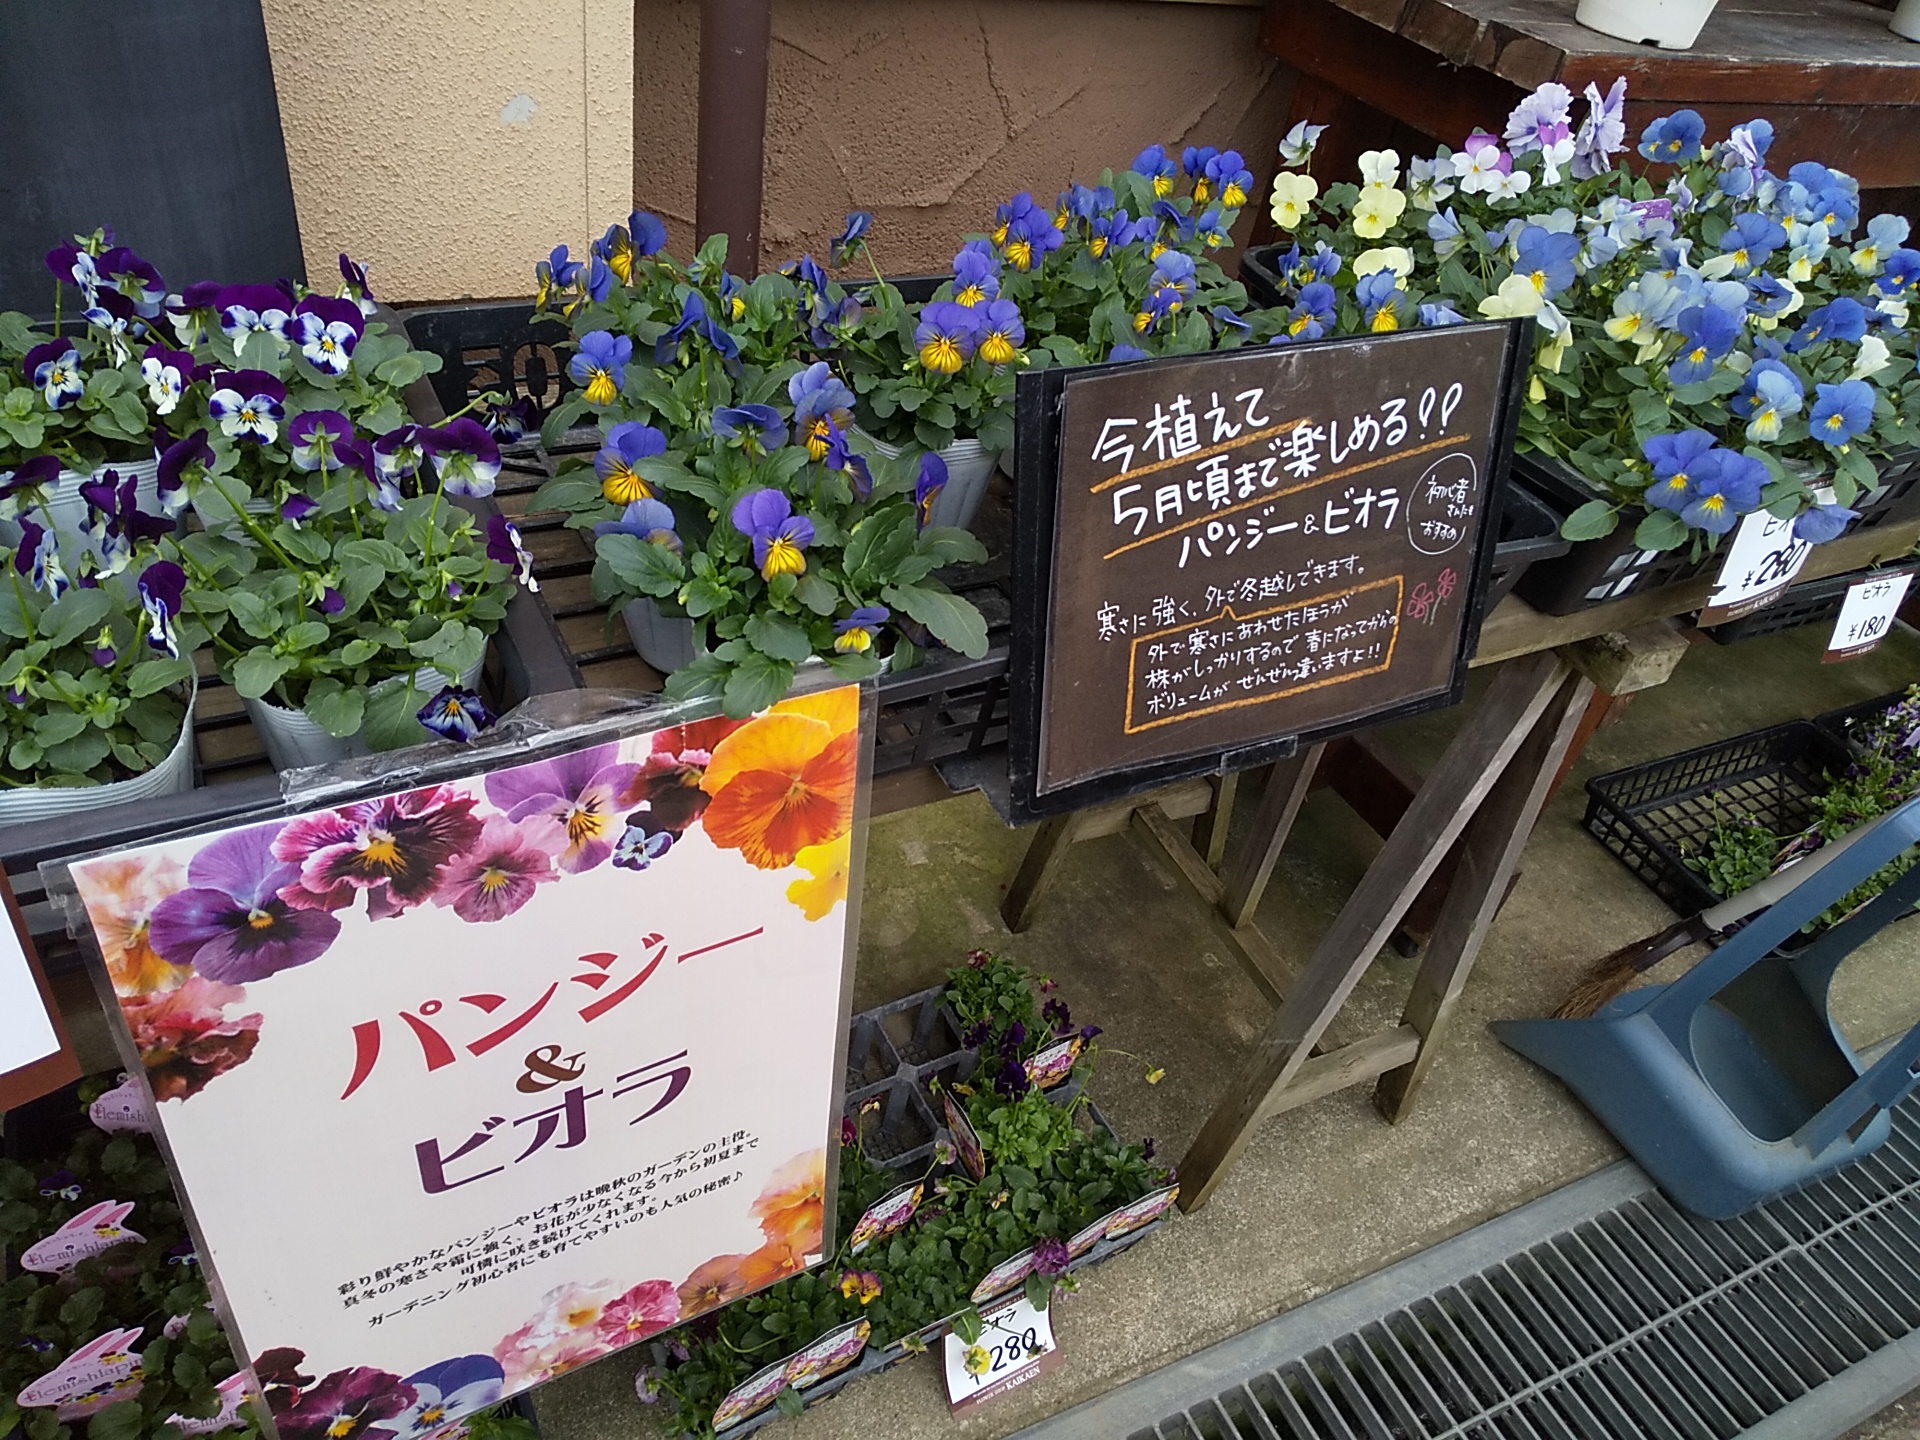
left=259, top=0, right=635, bottom=304
left=257, top=0, right=1287, bottom=301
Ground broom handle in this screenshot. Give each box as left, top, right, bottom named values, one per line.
left=1697, top=821, right=1873, bottom=930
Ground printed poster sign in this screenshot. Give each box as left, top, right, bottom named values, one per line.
left=1009, top=323, right=1525, bottom=818
left=65, top=685, right=866, bottom=1438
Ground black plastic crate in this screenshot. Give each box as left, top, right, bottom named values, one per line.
left=1482, top=478, right=1570, bottom=621
left=877, top=986, right=967, bottom=1067
left=1583, top=721, right=1853, bottom=915
left=844, top=1012, right=901, bottom=1093
left=1701, top=568, right=1859, bottom=644
left=845, top=1076, right=937, bottom=1171
left=1814, top=689, right=1908, bottom=749
left=1238, top=244, right=1287, bottom=310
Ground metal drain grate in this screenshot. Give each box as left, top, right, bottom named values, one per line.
left=1019, top=1094, right=1920, bottom=1440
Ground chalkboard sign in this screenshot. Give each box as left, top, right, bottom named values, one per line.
left=1008, top=322, right=1528, bottom=820
left=0, top=0, right=304, bottom=317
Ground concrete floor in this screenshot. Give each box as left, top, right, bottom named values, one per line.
left=533, top=620, right=1920, bottom=1440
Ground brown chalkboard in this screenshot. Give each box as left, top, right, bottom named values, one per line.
left=1008, top=322, right=1527, bottom=820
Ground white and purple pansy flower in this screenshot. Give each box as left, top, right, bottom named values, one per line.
left=97, top=245, right=168, bottom=316
left=84, top=288, right=139, bottom=365
left=338, top=252, right=377, bottom=315
left=390, top=1357, right=503, bottom=1438
left=156, top=430, right=215, bottom=517
left=485, top=514, right=539, bottom=591
left=293, top=294, right=365, bottom=376
left=215, top=283, right=296, bottom=351
left=422, top=417, right=502, bottom=498
left=14, top=517, right=68, bottom=598
left=0, top=455, right=61, bottom=517
left=45, top=243, right=100, bottom=303
left=138, top=560, right=188, bottom=658
left=373, top=423, right=426, bottom=485
left=167, top=281, right=224, bottom=345
left=415, top=685, right=497, bottom=746
left=26, top=340, right=84, bottom=409
left=140, top=344, right=196, bottom=417
left=208, top=369, right=287, bottom=444
left=483, top=742, right=641, bottom=873
left=289, top=409, right=354, bottom=472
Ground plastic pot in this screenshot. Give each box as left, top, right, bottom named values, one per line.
left=621, top=599, right=700, bottom=674
left=1574, top=0, right=1719, bottom=48
left=0, top=459, right=164, bottom=564
left=1894, top=0, right=1920, bottom=41
left=0, top=677, right=197, bottom=826
left=859, top=433, right=1001, bottom=532
left=243, top=657, right=486, bottom=772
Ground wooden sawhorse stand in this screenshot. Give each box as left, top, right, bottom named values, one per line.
left=1001, top=650, right=1597, bottom=1213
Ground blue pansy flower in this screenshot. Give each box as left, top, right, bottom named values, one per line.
left=1355, top=268, right=1402, bottom=332
left=712, top=403, right=787, bottom=454
left=832, top=211, right=872, bottom=266
left=1680, top=450, right=1765, bottom=534
left=1731, top=360, right=1803, bottom=443
left=536, top=244, right=583, bottom=307
left=654, top=292, right=739, bottom=369
left=1088, top=209, right=1139, bottom=260
left=1808, top=379, right=1875, bottom=448
left=417, top=685, right=495, bottom=744
left=1745, top=274, right=1797, bottom=320
left=584, top=254, right=613, bottom=304
left=485, top=513, right=539, bottom=590
left=1794, top=502, right=1858, bottom=544
left=1278, top=281, right=1337, bottom=342
left=1512, top=225, right=1581, bottom=299
left=1204, top=150, right=1254, bottom=209
left=1877, top=249, right=1920, bottom=298
left=594, top=497, right=682, bottom=554
left=1789, top=297, right=1868, bottom=352
left=789, top=362, right=855, bottom=459
left=834, top=606, right=891, bottom=654
left=952, top=245, right=1000, bottom=306
left=26, top=341, right=83, bottom=409
left=1667, top=305, right=1742, bottom=385
left=1638, top=110, right=1705, bottom=164
left=1108, top=343, right=1149, bottom=362
left=289, top=409, right=353, bottom=472
left=570, top=330, right=632, bottom=404
left=1717, top=212, right=1787, bottom=274
left=914, top=453, right=946, bottom=530
left=631, top=210, right=669, bottom=258
left=1419, top=301, right=1466, bottom=327
left=1642, top=429, right=1717, bottom=512
left=1131, top=144, right=1177, bottom=197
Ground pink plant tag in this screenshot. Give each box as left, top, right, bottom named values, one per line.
left=20, top=1200, right=144, bottom=1274
left=968, top=1247, right=1037, bottom=1305
left=709, top=1356, right=790, bottom=1432
left=781, top=1318, right=869, bottom=1390
left=1105, top=1184, right=1180, bottom=1239
left=88, top=1073, right=154, bottom=1135
left=1067, top=1211, right=1111, bottom=1259
left=940, top=1092, right=985, bottom=1181
left=1023, top=1035, right=1082, bottom=1090
left=848, top=1181, right=922, bottom=1256
left=16, top=1328, right=145, bottom=1420
left=169, top=1372, right=254, bottom=1435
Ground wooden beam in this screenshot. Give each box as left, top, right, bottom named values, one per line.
left=1191, top=771, right=1242, bottom=873
left=1219, top=744, right=1326, bottom=929
left=999, top=777, right=1218, bottom=932
left=1255, top=1025, right=1424, bottom=1124
left=1130, top=805, right=1297, bottom=1005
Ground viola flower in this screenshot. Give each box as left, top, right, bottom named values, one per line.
left=1851, top=334, right=1893, bottom=383
left=1641, top=429, right=1717, bottom=513
left=486, top=513, right=539, bottom=590
left=654, top=291, right=740, bottom=368
left=484, top=743, right=642, bottom=873
left=789, top=361, right=856, bottom=459
left=914, top=452, right=947, bottom=529
left=47, top=243, right=99, bottom=301
left=432, top=813, right=561, bottom=922
left=1131, top=144, right=1177, bottom=195
left=215, top=284, right=295, bottom=348
left=1680, top=450, right=1765, bottom=534
left=1745, top=273, right=1800, bottom=322
left=1789, top=297, right=1868, bottom=352
left=1109, top=342, right=1149, bottom=362
left=712, top=403, right=788, bottom=454
left=1638, top=110, right=1706, bottom=164
left=818, top=422, right=872, bottom=501
left=1667, top=304, right=1742, bottom=386
left=914, top=300, right=978, bottom=375
left=27, top=341, right=83, bottom=409
left=611, top=819, right=675, bottom=871
left=1268, top=172, right=1318, bottom=231
left=138, top=344, right=193, bottom=416
left=209, top=369, right=287, bottom=444
left=1088, top=209, right=1141, bottom=259
left=1279, top=280, right=1337, bottom=341
left=951, top=245, right=1001, bottom=306
left=1732, top=360, right=1803, bottom=443
left=594, top=222, right=640, bottom=286
left=388, top=1357, right=504, bottom=1439
left=838, top=1269, right=882, bottom=1305
left=149, top=824, right=343, bottom=981
left=338, top=251, right=377, bottom=312
left=153, top=431, right=211, bottom=517
left=976, top=298, right=1024, bottom=365
left=1808, top=379, right=1875, bottom=449
left=1419, top=301, right=1466, bottom=327
left=1877, top=248, right=1920, bottom=299
left=1570, top=77, right=1626, bottom=179
left=535, top=244, right=583, bottom=308
left=289, top=409, right=353, bottom=472
left=1795, top=501, right=1859, bottom=544
left=594, top=496, right=682, bottom=553
left=273, top=786, right=485, bottom=919
left=424, top=417, right=504, bottom=497
left=595, top=420, right=668, bottom=505
left=0, top=454, right=60, bottom=516
left=1451, top=131, right=1507, bottom=195
left=14, top=518, right=67, bottom=598
left=731, top=488, right=815, bottom=579
left=583, top=253, right=614, bottom=305
left=1182, top=143, right=1221, bottom=195
left=751, top=1149, right=827, bottom=1252
left=482, top=394, right=536, bottom=441
left=417, top=684, right=497, bottom=745
left=1277, top=119, right=1326, bottom=169
left=834, top=606, right=889, bottom=654
left=701, top=688, right=858, bottom=868
left=832, top=210, right=872, bottom=265
left=569, top=330, right=632, bottom=405
left=1033, top=1237, right=1071, bottom=1278
left=293, top=295, right=364, bottom=376
left=1356, top=268, right=1402, bottom=333
left=1512, top=225, right=1581, bottom=300
left=274, top=1367, right=413, bottom=1440
left=128, top=561, right=187, bottom=661
left=1002, top=212, right=1062, bottom=273
left=373, top=423, right=426, bottom=484
left=1205, top=150, right=1254, bottom=208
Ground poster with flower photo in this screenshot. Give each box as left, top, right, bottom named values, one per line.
left=66, top=684, right=866, bottom=1440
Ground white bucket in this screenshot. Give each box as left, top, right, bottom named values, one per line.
left=622, top=599, right=701, bottom=674
left=0, top=676, right=198, bottom=827
left=859, top=433, right=1002, bottom=532
left=1892, top=0, right=1920, bottom=41
left=1574, top=0, right=1719, bottom=48
left=242, top=656, right=486, bottom=771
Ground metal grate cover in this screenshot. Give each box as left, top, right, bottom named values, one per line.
left=1018, top=1094, right=1920, bottom=1440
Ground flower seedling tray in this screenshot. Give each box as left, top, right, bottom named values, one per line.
left=1700, top=567, right=1862, bottom=645
left=1237, top=244, right=1288, bottom=311
left=1813, top=689, right=1907, bottom=750
left=844, top=1076, right=939, bottom=1173
left=1583, top=720, right=1853, bottom=917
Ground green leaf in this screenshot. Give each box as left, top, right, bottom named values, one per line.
left=1560, top=500, right=1620, bottom=541
left=87, top=1401, right=143, bottom=1440
left=38, top=587, right=113, bottom=648
left=882, top=583, right=989, bottom=658
left=743, top=611, right=814, bottom=664
left=1024, top=1272, right=1053, bottom=1312
left=373, top=352, right=429, bottom=388
left=339, top=638, right=381, bottom=666
left=598, top=533, right=685, bottom=597
left=1633, top=508, right=1688, bottom=551
left=540, top=396, right=592, bottom=450
left=662, top=653, right=730, bottom=703
left=723, top=652, right=794, bottom=717
left=32, top=710, right=89, bottom=745
left=774, top=1386, right=804, bottom=1420
left=127, top=657, right=194, bottom=698
left=362, top=674, right=435, bottom=751
left=284, top=621, right=331, bottom=652
left=305, top=680, right=367, bottom=738
left=529, top=471, right=607, bottom=516
left=682, top=576, right=730, bottom=618
left=232, top=649, right=298, bottom=700
left=793, top=572, right=839, bottom=616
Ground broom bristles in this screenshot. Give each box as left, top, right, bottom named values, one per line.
left=1550, top=919, right=1694, bottom=1020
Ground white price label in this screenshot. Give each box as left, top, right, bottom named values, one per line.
left=944, top=1295, right=1060, bottom=1412
left=0, top=914, right=60, bottom=1078
left=1701, top=508, right=1813, bottom=624
left=1826, top=570, right=1914, bottom=660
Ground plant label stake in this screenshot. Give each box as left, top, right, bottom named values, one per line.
left=0, top=868, right=79, bottom=1110
left=1698, top=507, right=1816, bottom=626
left=1825, top=569, right=1914, bottom=662
left=944, top=1294, right=1060, bottom=1414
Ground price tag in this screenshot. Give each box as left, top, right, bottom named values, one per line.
left=1825, top=570, right=1914, bottom=662
left=944, top=1294, right=1061, bottom=1413
left=0, top=870, right=79, bottom=1110
left=1697, top=508, right=1814, bottom=627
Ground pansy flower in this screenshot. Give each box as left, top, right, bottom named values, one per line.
left=1088, top=209, right=1140, bottom=260
left=148, top=824, right=343, bottom=981
left=1513, top=225, right=1581, bottom=299
left=156, top=431, right=213, bottom=517
left=1876, top=248, right=1920, bottom=298
left=1641, top=429, right=1716, bottom=513
left=481, top=394, right=535, bottom=441
left=14, top=518, right=67, bottom=598
left=280, top=494, right=318, bottom=527
left=595, top=421, right=667, bottom=504
left=834, top=606, right=889, bottom=654
left=293, top=295, right=364, bottom=376
left=388, top=1357, right=504, bottom=1439
left=654, top=291, right=740, bottom=368
left=914, top=301, right=977, bottom=374
left=289, top=409, right=354, bottom=472
left=80, top=469, right=168, bottom=575
left=209, top=369, right=287, bottom=444
left=1356, top=268, right=1403, bottom=333
left=569, top=330, right=632, bottom=405
left=612, top=819, right=675, bottom=871
left=26, top=341, right=84, bottom=409
left=630, top=210, right=668, bottom=259
left=731, top=488, right=815, bottom=578
left=215, top=284, right=295, bottom=350
left=0, top=455, right=60, bottom=516
left=789, top=362, right=855, bottom=459
left=84, top=288, right=139, bottom=365
left=1002, top=212, right=1062, bottom=273
left=486, top=513, right=540, bottom=589
left=272, top=1366, right=412, bottom=1440
left=139, top=344, right=194, bottom=417
left=1451, top=131, right=1508, bottom=195
left=1280, top=280, right=1337, bottom=341
left=1705, top=213, right=1788, bottom=279
left=1809, top=379, right=1875, bottom=448
left=338, top=251, right=377, bottom=314
left=535, top=244, right=583, bottom=308
left=583, top=253, right=613, bottom=305
left=274, top=786, right=485, bottom=917
left=951, top=245, right=1000, bottom=306
left=430, top=812, right=558, bottom=923
left=594, top=222, right=640, bottom=285
left=416, top=684, right=497, bottom=745
left=1182, top=144, right=1221, bottom=198
left=423, top=417, right=503, bottom=497
left=1132, top=144, right=1177, bottom=196
left=1680, top=450, right=1765, bottom=534
left=594, top=497, right=682, bottom=554
left=821, top=421, right=872, bottom=501
left=1136, top=250, right=1195, bottom=331
left=373, top=423, right=426, bottom=485
left=1204, top=150, right=1253, bottom=208
left=1269, top=172, right=1319, bottom=231
left=1795, top=501, right=1859, bottom=544
left=1667, top=305, right=1741, bottom=386
left=914, top=452, right=947, bottom=529
left=712, top=403, right=788, bottom=454
left=832, top=210, right=872, bottom=266
left=1277, top=120, right=1326, bottom=169
left=47, top=243, right=100, bottom=302
left=1789, top=297, right=1868, bottom=352
left=483, top=743, right=643, bottom=873
left=1638, top=110, right=1705, bottom=164
left=975, top=298, right=1024, bottom=365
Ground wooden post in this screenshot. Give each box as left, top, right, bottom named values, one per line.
left=1177, top=652, right=1572, bottom=1213
left=1190, top=771, right=1242, bottom=874
left=1219, top=745, right=1325, bottom=930
left=1000, top=814, right=1081, bottom=934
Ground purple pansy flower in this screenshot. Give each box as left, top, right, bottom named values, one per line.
left=215, top=283, right=295, bottom=349
left=422, top=417, right=502, bottom=497
left=431, top=814, right=559, bottom=922
left=485, top=514, right=539, bottom=590
left=483, top=743, right=643, bottom=873
left=98, top=246, right=167, bottom=316
left=0, top=455, right=61, bottom=514
left=289, top=409, right=354, bottom=472
left=1033, top=1236, right=1071, bottom=1277
left=273, top=1366, right=413, bottom=1440
left=730, top=488, right=815, bottom=579
left=914, top=452, right=947, bottom=530
left=339, top=252, right=377, bottom=314
left=373, top=424, right=426, bottom=485
left=711, top=403, right=787, bottom=453
left=274, top=786, right=485, bottom=920
left=138, top=561, right=188, bottom=658
left=822, top=421, right=872, bottom=501
left=26, top=340, right=83, bottom=409
left=611, top=818, right=675, bottom=871
left=156, top=431, right=214, bottom=517
left=148, top=824, right=343, bottom=982
left=16, top=521, right=69, bottom=597
left=293, top=295, right=364, bottom=376
left=570, top=330, right=633, bottom=405
left=594, top=497, right=681, bottom=553
left=209, top=369, right=287, bottom=444
left=281, top=494, right=319, bottom=527
left=416, top=684, right=497, bottom=745
left=46, top=243, right=99, bottom=301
